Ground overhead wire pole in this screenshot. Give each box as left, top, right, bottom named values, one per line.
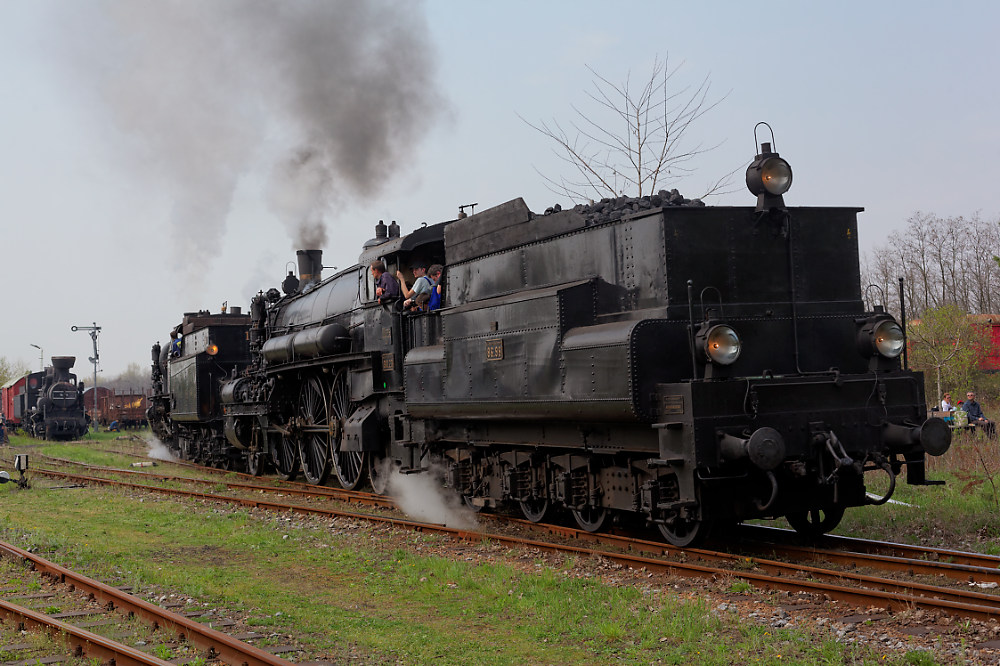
left=71, top=322, right=101, bottom=430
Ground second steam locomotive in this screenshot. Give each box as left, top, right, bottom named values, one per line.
left=148, top=137, right=950, bottom=546
left=2, top=356, right=89, bottom=440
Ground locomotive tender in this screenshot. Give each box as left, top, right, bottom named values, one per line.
left=149, top=137, right=950, bottom=546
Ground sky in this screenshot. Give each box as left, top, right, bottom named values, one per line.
left=1, top=0, right=997, bottom=379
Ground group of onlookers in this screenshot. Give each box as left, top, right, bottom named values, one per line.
left=371, top=260, right=444, bottom=312
left=940, top=390, right=996, bottom=437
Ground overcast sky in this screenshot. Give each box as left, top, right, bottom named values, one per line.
left=2, top=0, right=997, bottom=379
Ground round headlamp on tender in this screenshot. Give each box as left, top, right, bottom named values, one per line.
left=872, top=320, right=904, bottom=359
left=206, top=343, right=219, bottom=356
left=747, top=123, right=792, bottom=214
left=703, top=324, right=742, bottom=365
left=760, top=157, right=792, bottom=195
left=746, top=154, right=794, bottom=197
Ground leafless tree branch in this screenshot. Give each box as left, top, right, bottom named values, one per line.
left=523, top=56, right=732, bottom=202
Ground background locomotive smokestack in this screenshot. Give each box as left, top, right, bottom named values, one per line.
left=62, top=1, right=445, bottom=283
left=51, top=356, right=76, bottom=382
left=296, top=249, right=323, bottom=289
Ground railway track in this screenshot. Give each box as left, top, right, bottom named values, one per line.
left=0, top=539, right=297, bottom=666
left=8, top=450, right=1000, bottom=625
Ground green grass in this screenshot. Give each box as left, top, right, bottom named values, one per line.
left=0, top=470, right=936, bottom=665
left=839, top=430, right=1000, bottom=550
left=4, top=439, right=976, bottom=663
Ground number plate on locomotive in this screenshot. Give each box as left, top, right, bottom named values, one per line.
left=485, top=338, right=504, bottom=361
left=661, top=395, right=685, bottom=415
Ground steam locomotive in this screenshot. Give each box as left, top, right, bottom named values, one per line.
left=148, top=135, right=951, bottom=545
left=14, top=357, right=89, bottom=440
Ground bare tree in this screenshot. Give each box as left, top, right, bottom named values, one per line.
left=861, top=212, right=1000, bottom=320
left=522, top=56, right=733, bottom=202
left=103, top=362, right=152, bottom=391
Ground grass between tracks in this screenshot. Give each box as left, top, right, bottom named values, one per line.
left=0, top=434, right=971, bottom=665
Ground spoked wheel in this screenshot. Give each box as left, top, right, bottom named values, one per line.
left=246, top=420, right=268, bottom=477
left=297, top=377, right=332, bottom=485
left=329, top=371, right=368, bottom=490
left=519, top=498, right=551, bottom=523
left=368, top=454, right=392, bottom=495
left=658, top=518, right=709, bottom=548
left=270, top=431, right=299, bottom=482
left=786, top=505, right=846, bottom=537
left=571, top=506, right=608, bottom=532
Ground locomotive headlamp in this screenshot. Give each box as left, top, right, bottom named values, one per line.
left=872, top=320, right=904, bottom=358
left=746, top=123, right=792, bottom=213
left=206, top=343, right=219, bottom=356
left=857, top=314, right=905, bottom=359
left=700, top=324, right=742, bottom=365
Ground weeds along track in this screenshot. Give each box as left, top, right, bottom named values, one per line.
left=0, top=540, right=297, bottom=666
left=9, top=452, right=1000, bottom=625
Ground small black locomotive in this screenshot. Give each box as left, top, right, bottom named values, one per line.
left=149, top=136, right=950, bottom=545
left=19, top=356, right=89, bottom=440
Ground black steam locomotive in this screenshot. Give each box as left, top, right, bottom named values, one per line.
left=20, top=357, right=89, bottom=440
left=149, top=136, right=950, bottom=545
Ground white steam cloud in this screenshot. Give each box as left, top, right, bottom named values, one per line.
left=143, top=433, right=178, bottom=462
left=386, top=465, right=479, bottom=531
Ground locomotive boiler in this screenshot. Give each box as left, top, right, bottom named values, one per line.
left=149, top=133, right=950, bottom=546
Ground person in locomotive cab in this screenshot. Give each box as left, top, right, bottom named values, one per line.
left=168, top=330, right=182, bottom=358
left=371, top=260, right=401, bottom=303
left=962, top=391, right=995, bottom=437
left=427, top=264, right=444, bottom=311
left=397, top=263, right=434, bottom=309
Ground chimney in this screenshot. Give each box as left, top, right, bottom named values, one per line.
left=297, top=249, right=323, bottom=288
left=51, top=356, right=76, bottom=382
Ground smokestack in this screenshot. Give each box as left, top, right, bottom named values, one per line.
left=51, top=356, right=76, bottom=382
left=297, top=249, right=323, bottom=288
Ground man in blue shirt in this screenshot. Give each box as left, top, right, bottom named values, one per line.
left=962, top=391, right=995, bottom=437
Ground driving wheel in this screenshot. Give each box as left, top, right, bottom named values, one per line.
left=270, top=430, right=299, bottom=482
left=246, top=419, right=268, bottom=476
left=330, top=370, right=368, bottom=490
left=297, top=377, right=332, bottom=485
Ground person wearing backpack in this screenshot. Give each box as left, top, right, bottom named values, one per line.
left=427, top=264, right=444, bottom=311
left=399, top=263, right=434, bottom=310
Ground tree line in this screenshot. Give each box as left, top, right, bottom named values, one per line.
left=862, top=212, right=1000, bottom=318
left=862, top=212, right=1000, bottom=404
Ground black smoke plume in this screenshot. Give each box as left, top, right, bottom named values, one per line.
left=64, top=0, right=443, bottom=271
